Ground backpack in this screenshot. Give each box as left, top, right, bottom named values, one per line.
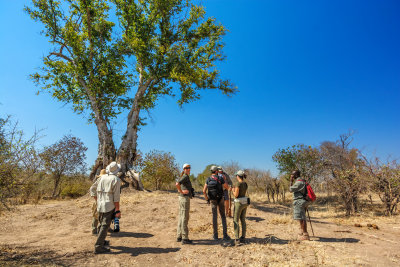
left=299, top=179, right=316, bottom=202
left=207, top=175, right=223, bottom=201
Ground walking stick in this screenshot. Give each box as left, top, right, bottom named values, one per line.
left=306, top=208, right=315, bottom=237
left=229, top=189, right=232, bottom=217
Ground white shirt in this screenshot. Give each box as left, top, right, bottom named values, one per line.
left=90, top=174, right=121, bottom=213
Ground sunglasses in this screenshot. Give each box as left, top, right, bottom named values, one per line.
left=184, top=167, right=191, bottom=170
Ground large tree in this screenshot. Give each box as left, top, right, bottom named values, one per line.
left=25, top=0, right=237, bottom=183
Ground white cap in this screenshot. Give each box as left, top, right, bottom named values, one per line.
left=183, top=163, right=190, bottom=169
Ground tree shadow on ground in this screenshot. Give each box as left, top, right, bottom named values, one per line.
left=247, top=235, right=290, bottom=245
left=110, top=232, right=153, bottom=238
left=251, top=202, right=291, bottom=215
left=111, top=246, right=180, bottom=256
left=0, top=245, right=92, bottom=266
left=315, top=237, right=359, bottom=243
left=247, top=216, right=265, bottom=222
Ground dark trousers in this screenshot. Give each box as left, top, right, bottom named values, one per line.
left=95, top=210, right=113, bottom=250
left=211, top=198, right=227, bottom=237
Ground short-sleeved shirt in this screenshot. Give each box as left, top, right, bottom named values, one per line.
left=177, top=174, right=193, bottom=197
left=289, top=178, right=306, bottom=200
left=233, top=181, right=248, bottom=198
left=90, top=174, right=121, bottom=213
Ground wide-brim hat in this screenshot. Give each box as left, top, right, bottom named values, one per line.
left=210, top=165, right=218, bottom=172
left=106, top=162, right=121, bottom=175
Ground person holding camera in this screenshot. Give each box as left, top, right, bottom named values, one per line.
left=232, top=170, right=248, bottom=246
left=176, top=163, right=194, bottom=245
left=89, top=161, right=122, bottom=254
left=203, top=165, right=231, bottom=241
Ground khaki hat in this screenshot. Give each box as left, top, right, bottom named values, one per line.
left=217, top=166, right=223, bottom=171
left=235, top=170, right=245, bottom=177
left=106, top=162, right=121, bottom=175
left=210, top=165, right=218, bottom=172
left=183, top=163, right=190, bottom=169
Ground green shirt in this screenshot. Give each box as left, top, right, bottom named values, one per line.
left=233, top=181, right=248, bottom=198
left=177, top=174, right=193, bottom=197
left=289, top=178, right=306, bottom=200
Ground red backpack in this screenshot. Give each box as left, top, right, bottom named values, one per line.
left=299, top=179, right=316, bottom=202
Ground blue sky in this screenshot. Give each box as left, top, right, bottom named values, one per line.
left=1, top=0, right=399, bottom=175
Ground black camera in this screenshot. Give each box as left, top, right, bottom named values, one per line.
left=191, top=188, right=195, bottom=198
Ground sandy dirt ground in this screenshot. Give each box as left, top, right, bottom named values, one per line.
left=1, top=190, right=399, bottom=266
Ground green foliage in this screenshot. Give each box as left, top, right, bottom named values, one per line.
left=272, top=144, right=323, bottom=181
left=140, top=150, right=179, bottom=190
left=60, top=175, right=92, bottom=198
left=196, top=164, right=215, bottom=186
left=25, top=0, right=237, bottom=130
left=25, top=0, right=131, bottom=122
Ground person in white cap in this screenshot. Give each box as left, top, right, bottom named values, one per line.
left=90, top=161, right=121, bottom=253
left=175, top=163, right=194, bottom=244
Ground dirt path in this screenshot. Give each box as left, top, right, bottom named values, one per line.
left=1, top=190, right=399, bottom=266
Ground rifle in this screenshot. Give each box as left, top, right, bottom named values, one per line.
left=306, top=208, right=315, bottom=237
left=228, top=189, right=232, bottom=217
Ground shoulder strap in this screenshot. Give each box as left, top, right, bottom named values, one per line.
left=211, top=175, right=221, bottom=184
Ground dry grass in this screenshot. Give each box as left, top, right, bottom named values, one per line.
left=1, top=190, right=400, bottom=266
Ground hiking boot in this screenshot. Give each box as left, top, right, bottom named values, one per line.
left=240, top=237, right=246, bottom=244
left=104, top=240, right=110, bottom=246
left=94, top=247, right=111, bottom=254
left=223, top=235, right=231, bottom=241
left=181, top=239, right=193, bottom=244
left=92, top=229, right=97, bottom=235
left=213, top=234, right=219, bottom=241
left=176, top=237, right=182, bottom=242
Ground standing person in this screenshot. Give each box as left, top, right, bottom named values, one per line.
left=218, top=166, right=233, bottom=217
left=176, top=163, right=194, bottom=245
left=232, top=170, right=248, bottom=246
left=203, top=165, right=231, bottom=241
left=91, top=169, right=106, bottom=235
left=289, top=170, right=310, bottom=240
left=90, top=162, right=122, bottom=254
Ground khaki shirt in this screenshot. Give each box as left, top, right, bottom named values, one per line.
left=90, top=174, right=121, bottom=213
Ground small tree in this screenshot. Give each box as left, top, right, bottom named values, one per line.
left=222, top=161, right=241, bottom=179
left=140, top=150, right=179, bottom=190
left=272, top=144, right=324, bottom=181
left=320, top=132, right=366, bottom=215
left=246, top=168, right=273, bottom=192
left=364, top=157, right=400, bottom=215
left=40, top=135, right=87, bottom=198
left=0, top=117, right=41, bottom=211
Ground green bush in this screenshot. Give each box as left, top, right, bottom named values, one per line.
left=60, top=179, right=92, bottom=198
